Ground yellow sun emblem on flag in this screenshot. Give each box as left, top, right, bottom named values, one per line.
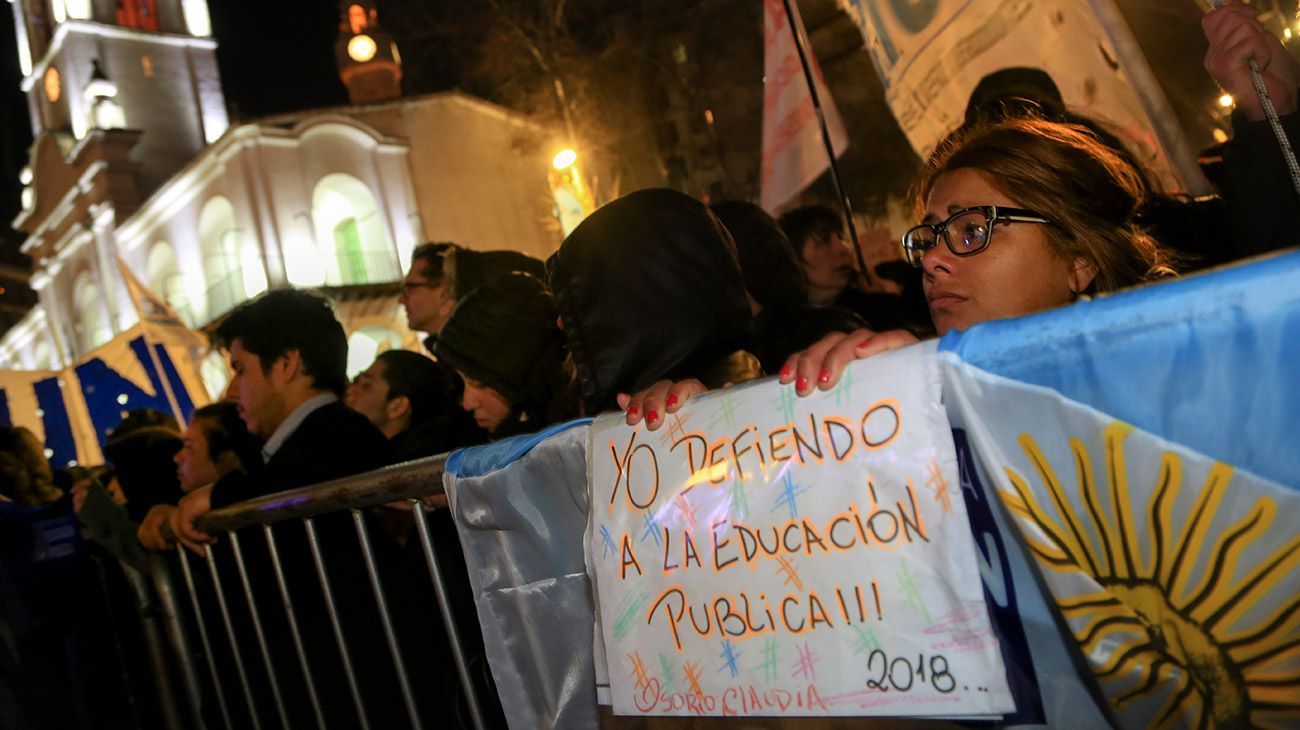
left=1000, top=422, right=1300, bottom=729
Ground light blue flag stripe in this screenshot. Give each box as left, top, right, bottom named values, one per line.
left=938, top=250, right=1300, bottom=488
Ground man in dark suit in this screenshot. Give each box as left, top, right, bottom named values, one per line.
left=170, top=289, right=441, bottom=727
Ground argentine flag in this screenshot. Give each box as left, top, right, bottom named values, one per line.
left=941, top=250, right=1300, bottom=729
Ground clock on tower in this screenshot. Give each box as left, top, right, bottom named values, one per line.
left=335, top=1, right=402, bottom=104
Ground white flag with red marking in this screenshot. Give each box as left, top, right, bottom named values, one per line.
left=760, top=0, right=849, bottom=213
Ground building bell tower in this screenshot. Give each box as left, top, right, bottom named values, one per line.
left=335, top=1, right=401, bottom=104
left=9, top=0, right=229, bottom=362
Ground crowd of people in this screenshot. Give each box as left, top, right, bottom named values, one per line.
left=0, top=2, right=1296, bottom=726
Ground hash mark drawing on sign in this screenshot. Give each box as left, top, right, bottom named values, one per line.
left=771, top=472, right=811, bottom=520
left=756, top=636, right=780, bottom=684
left=641, top=511, right=662, bottom=546
left=658, top=654, right=675, bottom=694
left=614, top=588, right=650, bottom=640
left=775, top=555, right=804, bottom=591
left=717, top=641, right=743, bottom=678
left=684, top=661, right=706, bottom=701
left=898, top=559, right=931, bottom=623
left=628, top=651, right=651, bottom=690
left=600, top=524, right=618, bottom=559
left=851, top=625, right=880, bottom=655
left=791, top=640, right=819, bottom=681
left=658, top=411, right=693, bottom=448
left=926, top=457, right=952, bottom=514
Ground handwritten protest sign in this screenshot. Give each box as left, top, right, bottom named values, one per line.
left=588, top=345, right=1014, bottom=717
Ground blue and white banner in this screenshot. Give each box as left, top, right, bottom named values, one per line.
left=836, top=0, right=1181, bottom=188
left=442, top=251, right=1298, bottom=728
left=0, top=324, right=207, bottom=467
left=941, top=251, right=1300, bottom=728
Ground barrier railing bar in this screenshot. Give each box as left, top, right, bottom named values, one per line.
left=263, top=525, right=327, bottom=729
left=195, top=455, right=447, bottom=533
left=177, top=546, right=235, bottom=730
left=351, top=508, right=423, bottom=730
left=304, top=517, right=371, bottom=730
left=228, top=531, right=292, bottom=729
left=205, top=546, right=263, bottom=730
left=147, top=553, right=207, bottom=729
left=412, top=500, right=488, bottom=730
left=122, top=562, right=185, bottom=730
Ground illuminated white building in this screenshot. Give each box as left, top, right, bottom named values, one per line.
left=0, top=0, right=567, bottom=390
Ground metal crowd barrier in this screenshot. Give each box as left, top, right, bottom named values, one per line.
left=140, top=453, right=490, bottom=730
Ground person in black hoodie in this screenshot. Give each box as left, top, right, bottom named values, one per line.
left=433, top=272, right=581, bottom=438
left=711, top=201, right=870, bottom=373
left=548, top=188, right=763, bottom=428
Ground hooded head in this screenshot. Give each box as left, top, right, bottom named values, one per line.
left=433, top=272, right=576, bottom=432
left=549, top=188, right=753, bottom=414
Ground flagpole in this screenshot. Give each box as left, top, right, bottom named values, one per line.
left=115, top=257, right=187, bottom=425
left=780, top=0, right=873, bottom=286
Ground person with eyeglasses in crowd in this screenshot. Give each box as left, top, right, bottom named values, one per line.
left=399, top=241, right=545, bottom=349
left=777, top=117, right=1177, bottom=396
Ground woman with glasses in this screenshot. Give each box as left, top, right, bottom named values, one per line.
left=779, top=117, right=1176, bottom=395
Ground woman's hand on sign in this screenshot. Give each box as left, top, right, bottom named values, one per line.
left=779, top=328, right=919, bottom=397
left=619, top=379, right=708, bottom=430
left=137, top=504, right=177, bottom=551
left=1203, top=0, right=1299, bottom=119
left=171, top=484, right=217, bottom=555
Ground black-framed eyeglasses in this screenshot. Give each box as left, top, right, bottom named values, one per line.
left=400, top=280, right=440, bottom=296
left=901, top=205, right=1052, bottom=268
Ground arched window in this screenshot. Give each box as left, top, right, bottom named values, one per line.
left=145, top=241, right=196, bottom=326
left=198, top=197, right=265, bottom=319
left=311, top=174, right=396, bottom=285
left=345, top=324, right=403, bottom=379
left=73, top=271, right=110, bottom=353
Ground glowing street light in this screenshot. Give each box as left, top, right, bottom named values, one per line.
left=1218, top=93, right=1235, bottom=108
left=552, top=148, right=577, bottom=170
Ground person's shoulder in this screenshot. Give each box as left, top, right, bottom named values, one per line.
left=275, top=402, right=394, bottom=473
left=297, top=402, right=390, bottom=445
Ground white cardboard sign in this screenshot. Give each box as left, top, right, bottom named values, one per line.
left=588, top=345, right=1014, bottom=717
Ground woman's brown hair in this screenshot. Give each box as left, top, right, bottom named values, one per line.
left=913, top=118, right=1176, bottom=294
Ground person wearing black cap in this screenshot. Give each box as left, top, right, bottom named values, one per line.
left=433, top=272, right=581, bottom=438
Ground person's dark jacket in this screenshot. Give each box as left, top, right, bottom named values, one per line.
left=549, top=188, right=761, bottom=414
left=210, top=400, right=391, bottom=507
left=207, top=400, right=416, bottom=727
left=434, top=272, right=581, bottom=438
left=1223, top=104, right=1300, bottom=258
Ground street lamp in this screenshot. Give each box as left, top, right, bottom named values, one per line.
left=552, top=148, right=577, bottom=170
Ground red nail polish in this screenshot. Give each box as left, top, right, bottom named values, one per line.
left=779, top=364, right=792, bottom=378
left=818, top=369, right=830, bottom=383
left=666, top=394, right=678, bottom=407
left=857, top=339, right=873, bottom=348
left=647, top=410, right=659, bottom=422
left=796, top=376, right=808, bottom=390
left=627, top=405, right=638, bottom=417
